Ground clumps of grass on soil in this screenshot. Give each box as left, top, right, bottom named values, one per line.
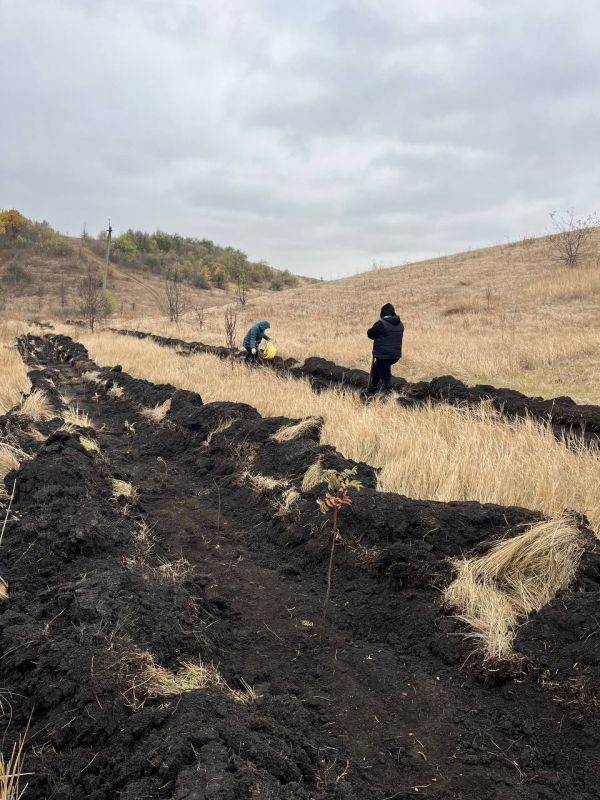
left=271, top=416, right=322, bottom=442
left=62, top=406, right=94, bottom=430
left=79, top=435, right=100, bottom=454
left=107, top=385, right=124, bottom=399
left=274, top=487, right=301, bottom=517
left=0, top=724, right=29, bottom=799
left=301, top=458, right=325, bottom=491
left=241, top=470, right=289, bottom=494
left=140, top=398, right=171, bottom=423
left=444, top=516, right=586, bottom=661
left=123, top=651, right=258, bottom=710
left=14, top=389, right=54, bottom=423
left=111, top=479, right=137, bottom=502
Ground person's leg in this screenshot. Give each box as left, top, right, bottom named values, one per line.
left=379, top=360, right=393, bottom=393
left=245, top=347, right=256, bottom=364
left=367, top=358, right=381, bottom=393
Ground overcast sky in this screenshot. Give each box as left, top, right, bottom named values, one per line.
left=1, top=1, right=599, bottom=277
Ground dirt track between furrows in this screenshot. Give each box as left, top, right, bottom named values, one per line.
left=108, top=327, right=600, bottom=445
left=1, top=332, right=599, bottom=799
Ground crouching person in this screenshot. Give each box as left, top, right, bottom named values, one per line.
left=366, top=303, right=404, bottom=395
left=243, top=320, right=271, bottom=363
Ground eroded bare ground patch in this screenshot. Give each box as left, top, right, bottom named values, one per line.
left=1, top=332, right=599, bottom=800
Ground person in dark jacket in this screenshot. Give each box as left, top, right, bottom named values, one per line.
left=242, top=320, right=271, bottom=362
left=366, top=303, right=404, bottom=394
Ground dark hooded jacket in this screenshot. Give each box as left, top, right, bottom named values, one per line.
left=367, top=305, right=404, bottom=361
left=243, top=320, right=270, bottom=350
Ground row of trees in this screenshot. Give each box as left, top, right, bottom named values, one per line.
left=85, top=226, right=297, bottom=292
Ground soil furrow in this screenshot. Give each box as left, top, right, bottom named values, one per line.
left=108, top=327, right=600, bottom=445
left=1, top=332, right=599, bottom=799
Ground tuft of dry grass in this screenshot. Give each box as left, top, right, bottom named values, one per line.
left=0, top=447, right=21, bottom=484
left=205, top=418, right=234, bottom=446
left=62, top=405, right=94, bottom=430
left=107, top=384, right=124, bottom=399
left=82, top=370, right=101, bottom=383
left=0, top=322, right=30, bottom=415
left=274, top=487, right=301, bottom=517
left=444, top=517, right=585, bottom=660
left=301, top=458, right=325, bottom=492
left=15, top=389, right=54, bottom=423
left=112, top=479, right=137, bottom=501
left=0, top=724, right=29, bottom=799
left=157, top=558, right=194, bottom=582
left=63, top=331, right=600, bottom=536
left=271, top=416, right=322, bottom=442
left=140, top=398, right=171, bottom=423
left=241, top=470, right=289, bottom=494
left=124, top=650, right=258, bottom=709
left=79, top=435, right=100, bottom=454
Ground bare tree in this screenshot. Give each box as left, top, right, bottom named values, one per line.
left=78, top=262, right=106, bottom=332
left=165, top=269, right=187, bottom=323
left=235, top=268, right=249, bottom=306
left=192, top=305, right=205, bottom=332
left=549, top=211, right=597, bottom=268
left=58, top=277, right=67, bottom=309
left=223, top=307, right=237, bottom=368
left=35, top=283, right=45, bottom=312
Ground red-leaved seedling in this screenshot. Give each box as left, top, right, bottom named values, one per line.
left=317, top=467, right=363, bottom=615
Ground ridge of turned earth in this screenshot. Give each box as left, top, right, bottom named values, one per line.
left=108, top=327, right=600, bottom=445
left=0, top=332, right=598, bottom=799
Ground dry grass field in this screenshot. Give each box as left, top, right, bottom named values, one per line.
left=126, top=230, right=600, bottom=404
left=61, top=327, right=600, bottom=536
left=0, top=321, right=29, bottom=413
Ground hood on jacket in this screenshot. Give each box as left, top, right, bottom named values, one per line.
left=381, top=314, right=401, bottom=326
left=258, top=320, right=270, bottom=330
left=380, top=303, right=396, bottom=317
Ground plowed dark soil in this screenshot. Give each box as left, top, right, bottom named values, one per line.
left=109, top=327, right=600, bottom=444
left=1, top=333, right=599, bottom=800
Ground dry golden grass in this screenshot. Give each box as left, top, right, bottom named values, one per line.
left=271, top=417, right=322, bottom=442
left=140, top=398, right=171, bottom=423
left=107, top=384, right=124, bottom=399
left=444, top=517, right=585, bottom=660
left=241, top=470, right=290, bottom=494
left=79, top=435, right=100, bottom=454
left=112, top=479, right=137, bottom=501
left=125, top=650, right=258, bottom=708
left=62, top=406, right=94, bottom=430
left=301, top=458, right=325, bottom=492
left=0, top=321, right=29, bottom=415
left=14, top=389, right=54, bottom=423
left=0, top=724, right=29, bottom=799
left=117, top=230, right=600, bottom=403
left=67, top=330, right=600, bottom=535
left=0, top=447, right=20, bottom=484
left=274, top=487, right=301, bottom=517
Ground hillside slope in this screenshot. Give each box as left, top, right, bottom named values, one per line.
left=0, top=211, right=311, bottom=319
left=140, top=229, right=600, bottom=403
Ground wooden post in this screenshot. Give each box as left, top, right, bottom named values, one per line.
left=103, top=220, right=112, bottom=292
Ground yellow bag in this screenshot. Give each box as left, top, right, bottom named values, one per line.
left=260, top=342, right=277, bottom=360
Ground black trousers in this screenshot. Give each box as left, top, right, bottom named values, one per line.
left=368, top=358, right=395, bottom=392
left=245, top=347, right=259, bottom=364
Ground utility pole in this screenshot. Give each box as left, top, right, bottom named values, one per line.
left=103, top=220, right=112, bottom=292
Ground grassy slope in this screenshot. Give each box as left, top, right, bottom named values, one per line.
left=0, top=238, right=312, bottom=321
left=140, top=230, right=600, bottom=403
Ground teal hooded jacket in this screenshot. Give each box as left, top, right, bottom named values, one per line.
left=243, top=321, right=271, bottom=349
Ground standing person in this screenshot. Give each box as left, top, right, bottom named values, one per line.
left=243, top=320, right=271, bottom=363
left=366, top=303, right=404, bottom=394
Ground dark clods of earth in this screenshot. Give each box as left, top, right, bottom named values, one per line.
left=0, top=332, right=599, bottom=799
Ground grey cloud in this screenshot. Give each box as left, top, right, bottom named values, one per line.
left=1, top=0, right=599, bottom=276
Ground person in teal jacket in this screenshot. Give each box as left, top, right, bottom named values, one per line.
left=242, top=320, right=271, bottom=362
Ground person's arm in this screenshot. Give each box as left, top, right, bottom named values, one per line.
left=262, top=333, right=270, bottom=341
left=367, top=320, right=384, bottom=340
left=249, top=325, right=258, bottom=349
